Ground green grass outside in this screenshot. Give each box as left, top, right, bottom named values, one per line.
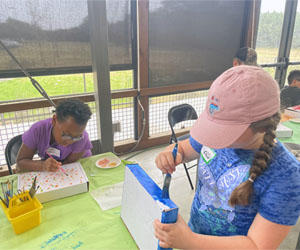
left=0, top=70, right=133, bottom=102
left=256, top=47, right=300, bottom=83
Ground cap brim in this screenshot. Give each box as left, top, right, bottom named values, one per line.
left=190, top=112, right=249, bottom=149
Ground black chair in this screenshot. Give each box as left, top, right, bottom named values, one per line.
left=168, top=104, right=198, bottom=190
left=5, top=134, right=22, bottom=175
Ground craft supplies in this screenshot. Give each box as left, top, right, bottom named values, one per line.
left=18, top=162, right=89, bottom=203
left=95, top=154, right=121, bottom=169
left=0, top=190, right=43, bottom=234
left=0, top=178, right=43, bottom=234
left=1, top=177, right=39, bottom=208
left=1, top=179, right=14, bottom=207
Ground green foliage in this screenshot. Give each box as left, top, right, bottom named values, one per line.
left=256, top=12, right=284, bottom=48
left=257, top=12, right=300, bottom=49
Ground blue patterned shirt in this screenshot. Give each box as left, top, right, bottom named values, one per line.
left=188, top=137, right=300, bottom=236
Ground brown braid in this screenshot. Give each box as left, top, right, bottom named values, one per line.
left=229, top=112, right=281, bottom=206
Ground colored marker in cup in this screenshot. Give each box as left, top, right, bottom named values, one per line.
left=45, top=152, right=68, bottom=176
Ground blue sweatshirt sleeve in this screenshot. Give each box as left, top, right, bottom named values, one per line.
left=189, top=136, right=203, bottom=154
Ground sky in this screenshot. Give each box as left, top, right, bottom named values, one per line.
left=0, top=0, right=297, bottom=29
left=261, top=0, right=288, bottom=13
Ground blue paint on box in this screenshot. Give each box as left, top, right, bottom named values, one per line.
left=126, top=164, right=178, bottom=250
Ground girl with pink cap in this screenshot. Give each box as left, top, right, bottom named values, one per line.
left=154, top=65, right=300, bottom=249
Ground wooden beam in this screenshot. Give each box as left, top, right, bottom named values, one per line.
left=0, top=94, right=95, bottom=113
left=138, top=0, right=150, bottom=140
left=140, top=81, right=211, bottom=97
left=111, top=89, right=138, bottom=99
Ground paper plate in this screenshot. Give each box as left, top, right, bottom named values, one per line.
left=95, top=155, right=121, bottom=169
left=290, top=118, right=300, bottom=124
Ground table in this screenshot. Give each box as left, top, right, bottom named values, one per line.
left=278, top=121, right=300, bottom=144
left=0, top=153, right=138, bottom=250
left=278, top=121, right=300, bottom=249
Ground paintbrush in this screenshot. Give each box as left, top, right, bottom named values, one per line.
left=161, top=143, right=177, bottom=199
left=0, top=196, right=8, bottom=207
left=45, top=152, right=68, bottom=176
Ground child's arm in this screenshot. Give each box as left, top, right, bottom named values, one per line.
left=155, top=139, right=199, bottom=174
left=154, top=213, right=291, bottom=250
left=16, top=143, right=61, bottom=172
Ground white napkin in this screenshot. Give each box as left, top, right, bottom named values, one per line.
left=90, top=182, right=124, bottom=210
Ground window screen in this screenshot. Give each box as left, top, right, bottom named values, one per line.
left=0, top=0, right=132, bottom=77
left=149, top=0, right=248, bottom=87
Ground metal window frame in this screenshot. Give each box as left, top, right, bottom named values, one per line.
left=258, top=0, right=299, bottom=88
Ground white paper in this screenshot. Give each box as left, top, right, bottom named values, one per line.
left=90, top=182, right=124, bottom=210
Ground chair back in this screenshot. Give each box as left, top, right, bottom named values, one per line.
left=168, top=104, right=198, bottom=143
left=5, top=135, right=22, bottom=175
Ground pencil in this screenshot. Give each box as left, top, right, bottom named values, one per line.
left=45, top=152, right=68, bottom=176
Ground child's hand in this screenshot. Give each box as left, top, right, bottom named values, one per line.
left=153, top=214, right=194, bottom=249
left=155, top=151, right=182, bottom=174
left=42, top=158, right=62, bottom=172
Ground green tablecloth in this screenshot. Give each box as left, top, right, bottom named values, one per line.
left=0, top=153, right=137, bottom=250
left=278, top=121, right=300, bottom=144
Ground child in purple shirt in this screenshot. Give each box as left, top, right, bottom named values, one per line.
left=17, top=99, right=93, bottom=172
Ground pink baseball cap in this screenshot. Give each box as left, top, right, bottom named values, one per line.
left=190, top=65, right=280, bottom=149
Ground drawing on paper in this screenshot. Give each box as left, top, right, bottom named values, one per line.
left=18, top=164, right=86, bottom=193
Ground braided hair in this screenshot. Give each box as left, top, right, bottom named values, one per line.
left=229, top=112, right=281, bottom=206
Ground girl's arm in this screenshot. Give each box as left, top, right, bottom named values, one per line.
left=154, top=213, right=292, bottom=250
left=16, top=143, right=61, bottom=172
left=155, top=139, right=199, bottom=174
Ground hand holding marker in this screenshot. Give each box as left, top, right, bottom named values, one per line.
left=45, top=152, right=68, bottom=176
left=161, top=143, right=178, bottom=199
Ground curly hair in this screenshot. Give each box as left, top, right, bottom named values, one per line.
left=55, top=99, right=92, bottom=126
left=229, top=112, right=281, bottom=206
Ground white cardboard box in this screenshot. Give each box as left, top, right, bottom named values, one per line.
left=121, top=164, right=178, bottom=250
left=284, top=105, right=300, bottom=118
left=18, top=162, right=89, bottom=203
left=276, top=123, right=293, bottom=138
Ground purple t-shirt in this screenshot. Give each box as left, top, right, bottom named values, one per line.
left=22, top=118, right=92, bottom=161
